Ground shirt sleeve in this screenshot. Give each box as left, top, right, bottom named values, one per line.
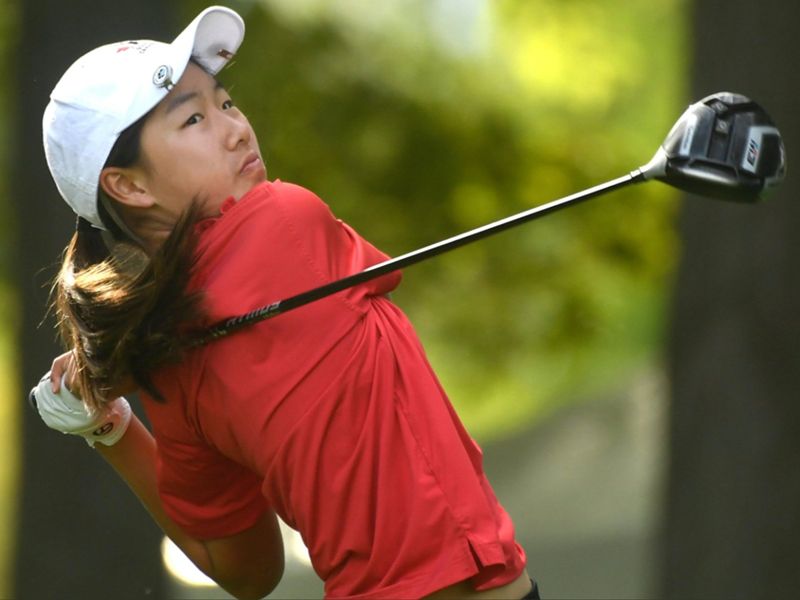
left=152, top=425, right=270, bottom=540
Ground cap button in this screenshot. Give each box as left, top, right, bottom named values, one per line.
left=153, top=64, right=174, bottom=90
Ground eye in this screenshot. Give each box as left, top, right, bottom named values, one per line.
left=222, top=99, right=234, bottom=110
left=184, top=113, right=203, bottom=126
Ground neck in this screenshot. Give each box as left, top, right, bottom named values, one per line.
left=115, top=204, right=182, bottom=255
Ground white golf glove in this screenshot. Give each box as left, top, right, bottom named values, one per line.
left=32, top=371, right=132, bottom=447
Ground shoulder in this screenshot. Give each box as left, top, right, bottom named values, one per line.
left=195, top=181, right=334, bottom=253
left=250, top=181, right=345, bottom=250
left=267, top=181, right=336, bottom=223
left=191, top=181, right=349, bottom=317
left=243, top=180, right=326, bottom=209
left=218, top=180, right=336, bottom=232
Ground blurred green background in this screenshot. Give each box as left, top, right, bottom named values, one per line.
left=6, top=0, right=800, bottom=599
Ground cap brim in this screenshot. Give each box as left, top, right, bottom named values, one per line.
left=171, top=6, right=245, bottom=77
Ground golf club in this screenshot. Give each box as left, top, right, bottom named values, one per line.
left=26, top=91, right=787, bottom=408
left=192, top=91, right=786, bottom=346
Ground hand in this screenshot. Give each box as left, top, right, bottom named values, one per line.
left=48, top=350, right=138, bottom=398
left=31, top=353, right=132, bottom=448
left=49, top=350, right=78, bottom=394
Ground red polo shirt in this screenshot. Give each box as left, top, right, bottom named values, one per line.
left=143, top=181, right=525, bottom=599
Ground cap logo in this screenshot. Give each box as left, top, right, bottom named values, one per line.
left=116, top=41, right=152, bottom=55
left=153, top=64, right=175, bottom=90
left=217, top=49, right=234, bottom=60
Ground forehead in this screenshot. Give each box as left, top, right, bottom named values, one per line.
left=153, top=63, right=220, bottom=116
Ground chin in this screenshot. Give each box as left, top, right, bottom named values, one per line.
left=238, top=176, right=267, bottom=198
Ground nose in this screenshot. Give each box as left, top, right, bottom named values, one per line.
left=223, top=111, right=252, bottom=150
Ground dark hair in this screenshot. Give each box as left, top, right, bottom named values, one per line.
left=52, top=112, right=205, bottom=409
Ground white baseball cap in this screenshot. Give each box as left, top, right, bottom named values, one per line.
left=42, top=6, right=245, bottom=229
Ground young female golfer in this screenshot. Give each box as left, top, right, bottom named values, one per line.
left=34, top=6, right=539, bottom=599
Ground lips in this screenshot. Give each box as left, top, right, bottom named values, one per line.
left=239, top=151, right=261, bottom=174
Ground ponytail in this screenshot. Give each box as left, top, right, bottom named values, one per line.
left=54, top=206, right=204, bottom=410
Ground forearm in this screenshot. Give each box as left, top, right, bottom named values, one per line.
left=94, top=416, right=283, bottom=600
left=94, top=416, right=215, bottom=577
left=35, top=359, right=283, bottom=599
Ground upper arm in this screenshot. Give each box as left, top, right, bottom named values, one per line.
left=205, top=510, right=285, bottom=600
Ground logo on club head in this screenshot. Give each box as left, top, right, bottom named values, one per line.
left=679, top=114, right=698, bottom=157
left=746, top=139, right=759, bottom=167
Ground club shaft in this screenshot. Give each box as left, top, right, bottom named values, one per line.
left=197, top=171, right=644, bottom=344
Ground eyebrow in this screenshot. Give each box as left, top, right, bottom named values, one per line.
left=164, top=80, right=226, bottom=115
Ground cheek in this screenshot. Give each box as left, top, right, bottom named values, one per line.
left=148, top=142, right=206, bottom=182
left=142, top=155, right=202, bottom=206
left=140, top=130, right=238, bottom=204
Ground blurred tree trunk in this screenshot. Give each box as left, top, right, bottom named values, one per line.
left=663, top=0, right=800, bottom=597
left=12, top=2, right=176, bottom=598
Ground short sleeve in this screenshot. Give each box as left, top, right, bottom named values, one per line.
left=155, top=430, right=270, bottom=540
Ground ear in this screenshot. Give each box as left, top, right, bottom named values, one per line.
left=98, top=167, right=155, bottom=208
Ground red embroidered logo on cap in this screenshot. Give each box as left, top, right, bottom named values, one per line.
left=115, top=41, right=152, bottom=55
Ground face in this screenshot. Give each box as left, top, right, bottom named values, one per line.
left=130, top=62, right=266, bottom=222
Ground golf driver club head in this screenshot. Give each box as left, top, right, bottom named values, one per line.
left=638, top=92, right=786, bottom=202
